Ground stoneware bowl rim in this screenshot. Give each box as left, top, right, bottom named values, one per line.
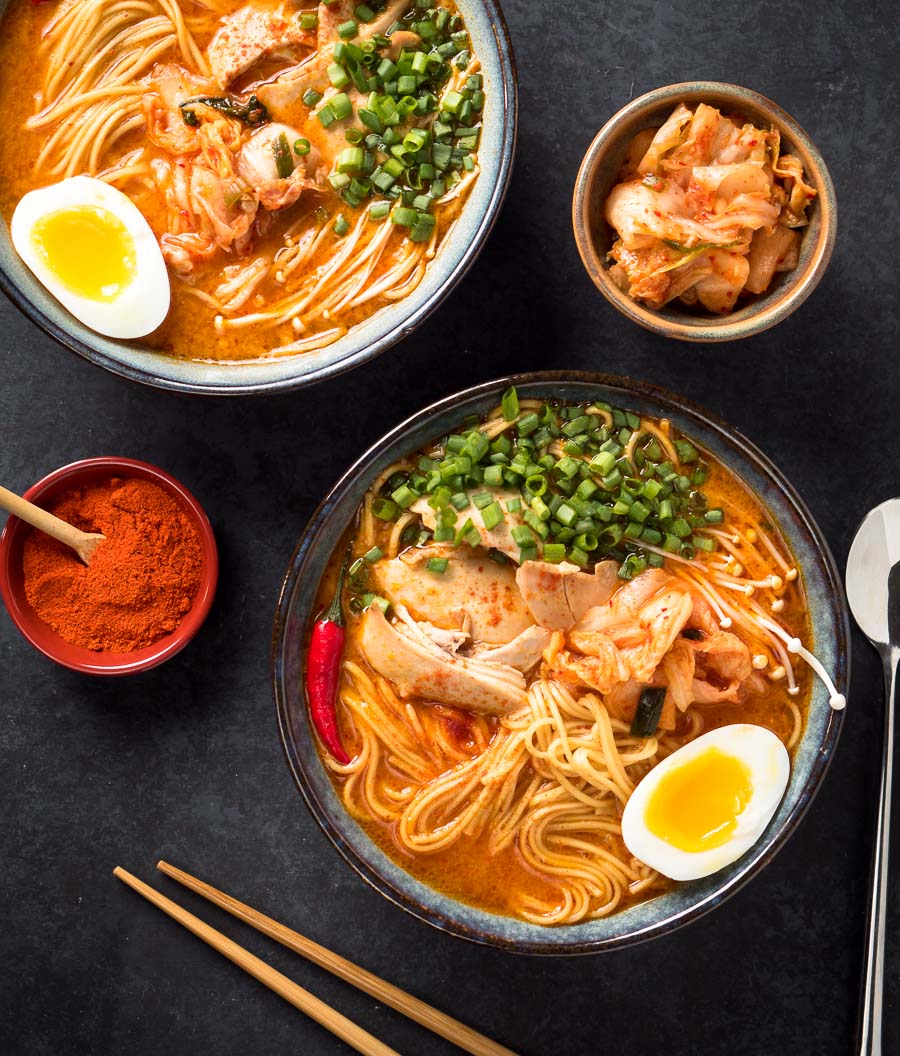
left=0, top=456, right=218, bottom=674
left=272, top=370, right=849, bottom=954
left=0, top=0, right=517, bottom=395
left=572, top=80, right=837, bottom=343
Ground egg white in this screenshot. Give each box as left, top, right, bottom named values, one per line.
left=621, top=724, right=790, bottom=881
left=11, top=175, right=170, bottom=339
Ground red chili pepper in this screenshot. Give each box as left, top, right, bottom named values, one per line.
left=305, top=553, right=351, bottom=764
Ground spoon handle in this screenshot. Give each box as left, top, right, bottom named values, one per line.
left=0, top=484, right=92, bottom=552
left=859, top=648, right=898, bottom=1056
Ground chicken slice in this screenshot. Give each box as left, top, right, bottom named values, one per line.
left=469, top=625, right=552, bottom=672
left=359, top=605, right=526, bottom=716
left=208, top=5, right=314, bottom=88
left=563, top=560, right=619, bottom=621
left=514, top=560, right=619, bottom=631
left=373, top=544, right=533, bottom=645
left=411, top=490, right=524, bottom=562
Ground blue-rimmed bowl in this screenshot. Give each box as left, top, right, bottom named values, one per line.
left=272, top=372, right=849, bottom=954
left=0, top=0, right=516, bottom=395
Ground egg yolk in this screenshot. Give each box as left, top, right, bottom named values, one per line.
left=31, top=205, right=136, bottom=302
left=645, top=747, right=753, bottom=852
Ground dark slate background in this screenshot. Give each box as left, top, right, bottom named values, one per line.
left=2, top=1, right=897, bottom=1053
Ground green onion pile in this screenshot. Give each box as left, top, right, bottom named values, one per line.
left=300, top=1, right=482, bottom=239
left=368, top=388, right=724, bottom=581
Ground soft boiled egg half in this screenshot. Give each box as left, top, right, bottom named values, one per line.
left=11, top=175, right=169, bottom=339
left=621, top=724, right=790, bottom=881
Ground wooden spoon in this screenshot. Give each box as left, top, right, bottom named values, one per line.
left=0, top=484, right=106, bottom=565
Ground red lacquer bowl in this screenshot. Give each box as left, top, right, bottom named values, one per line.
left=0, top=457, right=218, bottom=675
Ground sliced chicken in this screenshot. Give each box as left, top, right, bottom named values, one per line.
left=470, top=625, right=552, bottom=672
left=208, top=5, right=314, bottom=88
left=515, top=559, right=619, bottom=630
left=562, top=560, right=619, bottom=621
left=359, top=605, right=526, bottom=716
left=255, top=52, right=330, bottom=114
left=413, top=621, right=469, bottom=654
left=411, top=490, right=524, bottom=562
left=373, top=544, right=533, bottom=645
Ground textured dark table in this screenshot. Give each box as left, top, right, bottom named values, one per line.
left=2, top=1, right=898, bottom=1053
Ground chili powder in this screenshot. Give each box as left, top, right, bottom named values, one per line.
left=22, top=476, right=203, bottom=652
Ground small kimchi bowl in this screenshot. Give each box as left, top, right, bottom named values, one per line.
left=572, top=82, right=837, bottom=342
left=0, top=457, right=218, bottom=675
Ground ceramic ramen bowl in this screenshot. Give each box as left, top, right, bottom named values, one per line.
left=572, top=82, right=837, bottom=342
left=0, top=0, right=516, bottom=394
left=272, top=372, right=849, bottom=954
left=0, top=457, right=218, bottom=674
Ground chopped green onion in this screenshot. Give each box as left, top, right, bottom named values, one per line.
left=372, top=497, right=398, bottom=520
left=511, top=524, right=536, bottom=548
left=502, top=388, right=517, bottom=424
left=481, top=501, right=504, bottom=531
left=692, top=535, right=716, bottom=552
left=336, top=146, right=364, bottom=172
left=272, top=132, right=293, bottom=178
left=363, top=546, right=383, bottom=563
left=426, top=557, right=449, bottom=574
left=675, top=440, right=699, bottom=464
left=391, top=206, right=418, bottom=227
left=391, top=484, right=418, bottom=509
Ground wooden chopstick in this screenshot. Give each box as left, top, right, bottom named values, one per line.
left=113, top=867, right=402, bottom=1056
left=156, top=860, right=520, bottom=1056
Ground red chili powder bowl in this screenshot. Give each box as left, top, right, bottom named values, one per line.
left=0, top=458, right=218, bottom=675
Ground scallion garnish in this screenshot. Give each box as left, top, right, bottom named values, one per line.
left=272, top=132, right=293, bottom=178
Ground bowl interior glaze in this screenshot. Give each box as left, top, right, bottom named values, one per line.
left=572, top=82, right=837, bottom=343
left=0, top=457, right=218, bottom=675
left=0, top=0, right=516, bottom=394
left=272, top=372, right=848, bottom=954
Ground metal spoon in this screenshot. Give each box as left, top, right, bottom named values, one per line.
left=846, top=498, right=900, bottom=1056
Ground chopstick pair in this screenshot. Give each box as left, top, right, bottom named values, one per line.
left=114, top=862, right=519, bottom=1056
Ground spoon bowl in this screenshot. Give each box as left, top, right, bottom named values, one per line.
left=847, top=500, right=900, bottom=650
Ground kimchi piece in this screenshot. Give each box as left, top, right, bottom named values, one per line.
left=604, top=103, right=817, bottom=314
